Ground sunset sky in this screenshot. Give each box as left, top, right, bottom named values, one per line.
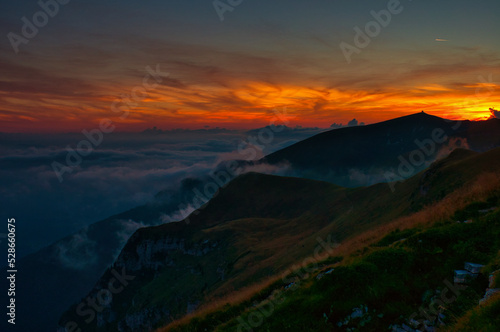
left=1, top=0, right=500, bottom=133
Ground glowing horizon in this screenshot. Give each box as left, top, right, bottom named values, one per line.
left=1, top=79, right=498, bottom=133
left=1, top=0, right=499, bottom=133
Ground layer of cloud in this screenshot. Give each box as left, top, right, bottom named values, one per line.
left=0, top=127, right=324, bottom=256
left=330, top=118, right=365, bottom=128
left=55, top=228, right=97, bottom=270
left=1, top=28, right=499, bottom=132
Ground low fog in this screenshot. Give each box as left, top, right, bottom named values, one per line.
left=0, top=126, right=325, bottom=256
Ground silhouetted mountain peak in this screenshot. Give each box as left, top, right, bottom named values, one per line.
left=262, top=112, right=500, bottom=186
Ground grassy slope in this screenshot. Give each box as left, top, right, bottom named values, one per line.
left=444, top=293, right=500, bottom=331
left=211, top=206, right=500, bottom=332
left=159, top=148, right=500, bottom=331
left=60, top=174, right=349, bottom=330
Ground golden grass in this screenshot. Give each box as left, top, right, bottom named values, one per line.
left=159, top=172, right=500, bottom=331
left=438, top=292, right=500, bottom=332
left=338, top=172, right=500, bottom=261
left=158, top=274, right=282, bottom=331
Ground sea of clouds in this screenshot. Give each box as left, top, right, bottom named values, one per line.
left=0, top=126, right=325, bottom=257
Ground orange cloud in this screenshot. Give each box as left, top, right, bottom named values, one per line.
left=1, top=39, right=500, bottom=132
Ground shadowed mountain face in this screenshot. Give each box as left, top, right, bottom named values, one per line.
left=262, top=112, right=500, bottom=186
left=57, top=174, right=348, bottom=331
left=59, top=147, right=500, bottom=331
left=1, top=178, right=213, bottom=332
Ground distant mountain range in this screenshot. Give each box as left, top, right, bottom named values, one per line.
left=5, top=113, right=500, bottom=332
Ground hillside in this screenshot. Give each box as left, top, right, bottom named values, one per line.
left=175, top=199, right=500, bottom=332
left=59, top=147, right=500, bottom=331
left=160, top=148, right=500, bottom=332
